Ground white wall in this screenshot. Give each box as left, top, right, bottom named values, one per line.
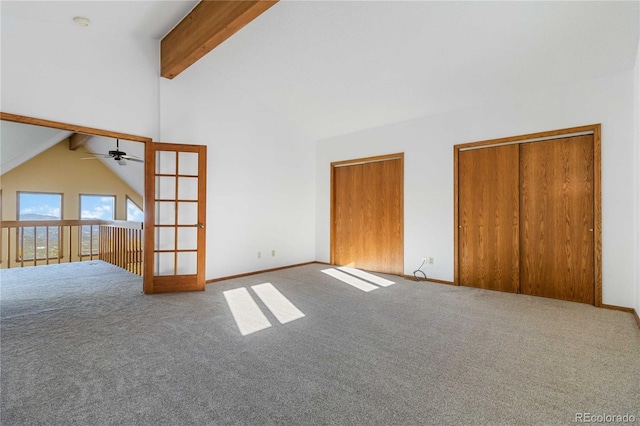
left=0, top=15, right=159, bottom=139
left=316, top=70, right=636, bottom=308
left=160, top=65, right=316, bottom=280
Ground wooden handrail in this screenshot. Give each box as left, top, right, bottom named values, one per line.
left=101, top=220, right=143, bottom=230
left=1, top=219, right=142, bottom=229
left=1, top=219, right=105, bottom=228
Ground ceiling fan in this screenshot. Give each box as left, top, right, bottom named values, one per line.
left=82, top=139, right=143, bottom=166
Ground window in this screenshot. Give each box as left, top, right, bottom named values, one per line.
left=80, top=194, right=115, bottom=256
left=126, top=197, right=143, bottom=222
left=17, top=192, right=63, bottom=260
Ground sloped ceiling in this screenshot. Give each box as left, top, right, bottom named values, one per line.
left=0, top=121, right=145, bottom=197
left=84, top=137, right=144, bottom=197
left=1, top=1, right=638, bottom=146
left=0, top=121, right=72, bottom=174
left=191, top=1, right=640, bottom=140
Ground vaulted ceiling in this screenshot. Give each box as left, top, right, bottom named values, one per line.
left=1, top=1, right=638, bottom=148
left=0, top=1, right=197, bottom=187
left=193, top=1, right=639, bottom=139
left=0, top=119, right=145, bottom=196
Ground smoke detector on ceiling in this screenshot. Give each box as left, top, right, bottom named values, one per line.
left=73, top=17, right=91, bottom=27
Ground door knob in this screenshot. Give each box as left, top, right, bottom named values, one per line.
left=198, top=223, right=205, bottom=229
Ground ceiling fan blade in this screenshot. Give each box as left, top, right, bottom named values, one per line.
left=123, top=157, right=144, bottom=163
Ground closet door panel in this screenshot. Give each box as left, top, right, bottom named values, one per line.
left=519, top=135, right=594, bottom=304
left=333, top=157, right=404, bottom=275
left=459, top=145, right=519, bottom=292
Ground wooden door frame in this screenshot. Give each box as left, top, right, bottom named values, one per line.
left=2, top=113, right=210, bottom=294
left=330, top=152, right=404, bottom=273
left=0, top=112, right=153, bottom=274
left=0, top=112, right=152, bottom=143
left=453, top=124, right=602, bottom=306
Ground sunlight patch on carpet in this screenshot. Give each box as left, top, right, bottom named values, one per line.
left=337, top=267, right=395, bottom=287
left=223, top=287, right=272, bottom=336
left=251, top=283, right=305, bottom=324
left=321, top=268, right=379, bottom=292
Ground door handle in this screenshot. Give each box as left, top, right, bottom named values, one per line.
left=198, top=223, right=205, bottom=229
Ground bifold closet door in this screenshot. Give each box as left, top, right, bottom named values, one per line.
left=458, top=145, right=519, bottom=292
left=519, top=135, right=594, bottom=304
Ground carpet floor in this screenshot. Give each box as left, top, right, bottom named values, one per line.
left=1, top=261, right=639, bottom=425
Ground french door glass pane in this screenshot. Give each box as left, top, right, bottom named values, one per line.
left=155, top=252, right=175, bottom=276
left=156, top=176, right=176, bottom=199
left=155, top=227, right=175, bottom=251
left=177, top=228, right=197, bottom=250
left=177, top=202, right=197, bottom=225
left=156, top=202, right=176, bottom=225
left=157, top=151, right=176, bottom=174
left=177, top=252, right=197, bottom=275
left=178, top=152, right=198, bottom=175
left=178, top=177, right=198, bottom=200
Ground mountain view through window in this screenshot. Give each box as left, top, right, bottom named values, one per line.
left=18, top=192, right=62, bottom=260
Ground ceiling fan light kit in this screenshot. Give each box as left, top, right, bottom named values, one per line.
left=81, top=139, right=143, bottom=166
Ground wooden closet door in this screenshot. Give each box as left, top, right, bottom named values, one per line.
left=458, top=145, right=520, bottom=292
left=333, top=163, right=362, bottom=270
left=332, top=157, right=403, bottom=275
left=519, top=135, right=594, bottom=304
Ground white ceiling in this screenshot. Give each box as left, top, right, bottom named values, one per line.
left=193, top=1, right=640, bottom=140
left=0, top=0, right=188, bottom=193
left=0, top=0, right=638, bottom=152
left=0, top=0, right=198, bottom=39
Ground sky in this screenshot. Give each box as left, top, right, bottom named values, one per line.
left=19, top=193, right=143, bottom=221
left=80, top=195, right=114, bottom=220
left=127, top=199, right=144, bottom=222
left=18, top=193, right=62, bottom=218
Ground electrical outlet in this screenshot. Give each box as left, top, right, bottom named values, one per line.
left=271, top=249, right=276, bottom=257
left=428, top=257, right=435, bottom=265
left=257, top=251, right=261, bottom=259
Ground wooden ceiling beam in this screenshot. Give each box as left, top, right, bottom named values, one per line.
left=161, top=0, right=278, bottom=80
left=69, top=133, right=92, bottom=150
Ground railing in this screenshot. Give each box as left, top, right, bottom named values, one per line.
left=0, top=219, right=143, bottom=275
left=99, top=221, right=144, bottom=276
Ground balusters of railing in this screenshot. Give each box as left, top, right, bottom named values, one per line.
left=98, top=221, right=143, bottom=275
left=1, top=220, right=142, bottom=275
